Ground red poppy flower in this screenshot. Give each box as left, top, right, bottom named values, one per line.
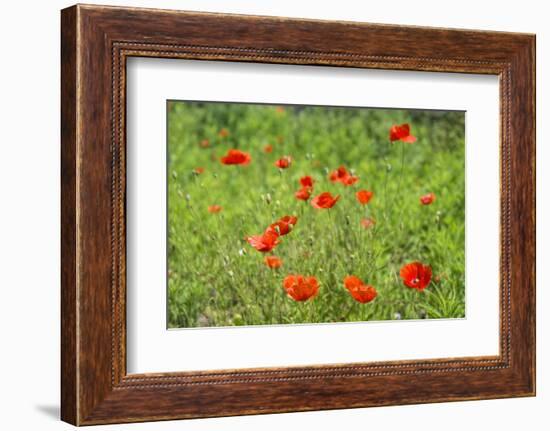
left=420, top=192, right=436, bottom=205
left=343, top=275, right=362, bottom=290
left=218, top=128, right=230, bottom=138
left=343, top=175, right=359, bottom=185
left=389, top=123, right=417, bottom=143
left=399, top=262, right=432, bottom=291
left=264, top=144, right=273, bottom=153
left=199, top=139, right=210, bottom=148
left=343, top=275, right=377, bottom=304
left=282, top=215, right=298, bottom=225
left=329, top=166, right=349, bottom=183
left=194, top=167, right=205, bottom=175
left=329, top=165, right=359, bottom=186
left=246, top=227, right=280, bottom=252
left=283, top=275, right=319, bottom=302
left=208, top=205, right=222, bottom=213
left=264, top=256, right=282, bottom=269
left=275, top=156, right=292, bottom=169
left=311, top=192, right=340, bottom=209
left=295, top=188, right=311, bottom=201
left=360, top=218, right=376, bottom=229
left=299, top=175, right=314, bottom=189
left=295, top=176, right=314, bottom=201
left=276, top=106, right=285, bottom=114
left=220, top=149, right=251, bottom=165
left=270, top=215, right=298, bottom=235
left=356, top=190, right=374, bottom=205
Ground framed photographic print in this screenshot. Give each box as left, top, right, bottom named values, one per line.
left=61, top=4, right=536, bottom=425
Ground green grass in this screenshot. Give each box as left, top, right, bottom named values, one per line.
left=167, top=101, right=465, bottom=328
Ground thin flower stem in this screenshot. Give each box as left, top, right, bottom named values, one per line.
left=383, top=141, right=406, bottom=225
left=398, top=142, right=406, bottom=189
left=341, top=303, right=355, bottom=321
left=327, top=209, right=336, bottom=246
left=300, top=302, right=308, bottom=323
left=382, top=157, right=390, bottom=222
left=395, top=142, right=407, bottom=230
left=266, top=269, right=274, bottom=324
left=390, top=142, right=406, bottom=216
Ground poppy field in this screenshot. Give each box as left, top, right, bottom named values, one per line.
left=167, top=101, right=465, bottom=328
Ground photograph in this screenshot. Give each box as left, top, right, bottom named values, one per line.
left=167, top=101, right=466, bottom=328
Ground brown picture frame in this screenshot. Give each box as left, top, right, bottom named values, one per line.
left=61, top=4, right=536, bottom=425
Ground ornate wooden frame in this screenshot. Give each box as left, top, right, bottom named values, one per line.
left=61, top=4, right=535, bottom=425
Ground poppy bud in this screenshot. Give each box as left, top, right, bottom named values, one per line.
left=172, top=171, right=178, bottom=180
left=228, top=270, right=234, bottom=278
left=419, top=309, right=427, bottom=319
left=386, top=164, right=392, bottom=172
left=213, top=173, right=218, bottom=179
left=233, top=313, right=243, bottom=325
left=185, top=193, right=191, bottom=202
left=394, top=312, right=402, bottom=320
left=345, top=215, right=351, bottom=225
left=197, top=314, right=210, bottom=327
left=265, top=193, right=272, bottom=204
left=435, top=210, right=442, bottom=226
left=323, top=167, right=330, bottom=175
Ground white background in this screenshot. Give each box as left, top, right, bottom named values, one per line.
left=0, top=0, right=546, bottom=430
left=127, top=59, right=499, bottom=373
